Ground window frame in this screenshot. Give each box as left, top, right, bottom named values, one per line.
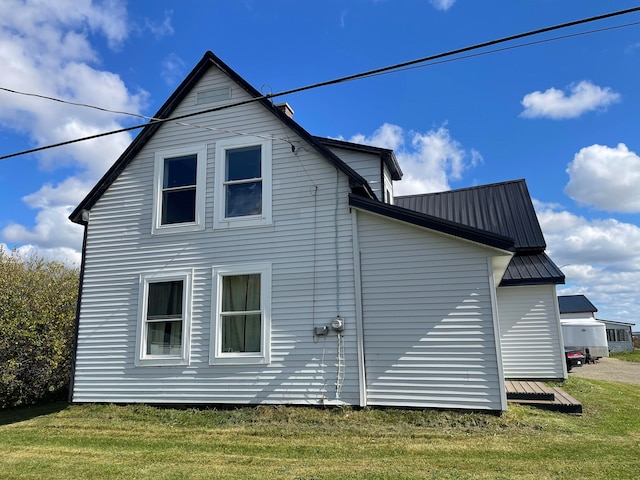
left=210, top=263, right=271, bottom=365
left=135, top=271, right=193, bottom=367
left=214, top=137, right=272, bottom=229
left=152, top=145, right=207, bottom=235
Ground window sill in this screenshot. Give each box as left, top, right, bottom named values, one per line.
left=152, top=222, right=205, bottom=235
left=135, top=356, right=190, bottom=367
left=210, top=355, right=270, bottom=366
left=213, top=216, right=272, bottom=230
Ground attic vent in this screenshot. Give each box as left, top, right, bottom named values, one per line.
left=196, top=87, right=231, bottom=105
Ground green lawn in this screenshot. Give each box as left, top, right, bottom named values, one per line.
left=2, top=377, right=639, bottom=479
left=611, top=348, right=640, bottom=363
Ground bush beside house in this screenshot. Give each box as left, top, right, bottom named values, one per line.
left=0, top=249, right=78, bottom=408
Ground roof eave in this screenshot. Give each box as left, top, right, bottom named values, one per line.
left=349, top=194, right=516, bottom=252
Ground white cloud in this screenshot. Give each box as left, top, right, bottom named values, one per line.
left=429, top=0, right=456, bottom=11
left=3, top=206, right=84, bottom=252
left=564, top=143, right=640, bottom=213
left=161, top=53, right=188, bottom=87
left=520, top=80, right=620, bottom=119
left=535, top=200, right=640, bottom=323
left=0, top=0, right=142, bottom=263
left=0, top=242, right=81, bottom=267
left=348, top=123, right=481, bottom=196
left=142, top=9, right=174, bottom=38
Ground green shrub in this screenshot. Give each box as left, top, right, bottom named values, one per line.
left=0, top=249, right=79, bottom=408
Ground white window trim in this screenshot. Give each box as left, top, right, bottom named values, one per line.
left=152, top=145, right=207, bottom=235
left=135, top=270, right=193, bottom=367
left=214, top=137, right=272, bottom=229
left=210, top=263, right=271, bottom=366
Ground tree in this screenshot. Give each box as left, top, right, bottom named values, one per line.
left=0, top=249, right=79, bottom=408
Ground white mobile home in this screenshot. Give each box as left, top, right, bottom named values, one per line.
left=558, top=295, right=609, bottom=358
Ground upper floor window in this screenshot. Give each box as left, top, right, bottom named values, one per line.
left=215, top=137, right=271, bottom=229
left=136, top=271, right=192, bottom=366
left=153, top=145, right=207, bottom=234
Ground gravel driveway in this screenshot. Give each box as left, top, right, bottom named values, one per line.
left=569, top=356, right=640, bottom=385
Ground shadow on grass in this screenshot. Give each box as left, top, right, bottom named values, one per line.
left=0, top=401, right=69, bottom=426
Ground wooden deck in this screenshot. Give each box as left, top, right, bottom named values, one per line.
left=506, top=380, right=582, bottom=415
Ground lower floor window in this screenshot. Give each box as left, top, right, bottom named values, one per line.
left=137, top=272, right=192, bottom=366
left=221, top=274, right=262, bottom=353
left=211, top=264, right=271, bottom=365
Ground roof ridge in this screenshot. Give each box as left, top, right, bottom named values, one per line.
left=70, top=50, right=376, bottom=224
left=394, top=178, right=527, bottom=199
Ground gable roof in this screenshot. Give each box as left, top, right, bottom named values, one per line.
left=349, top=194, right=515, bottom=252
left=395, top=179, right=564, bottom=286
left=395, top=179, right=545, bottom=251
left=558, top=295, right=598, bottom=314
left=70, top=51, right=375, bottom=225
left=314, top=136, right=403, bottom=181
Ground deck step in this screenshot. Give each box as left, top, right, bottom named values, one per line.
left=505, top=380, right=582, bottom=415
left=505, top=380, right=555, bottom=401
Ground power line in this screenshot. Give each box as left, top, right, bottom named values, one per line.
left=1, top=6, right=639, bottom=162
left=5, top=20, right=639, bottom=123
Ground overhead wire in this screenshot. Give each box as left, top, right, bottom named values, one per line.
left=1, top=6, right=639, bottom=162
left=0, top=86, right=298, bottom=149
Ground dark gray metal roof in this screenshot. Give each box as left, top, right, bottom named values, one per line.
left=558, top=295, right=598, bottom=314
left=395, top=179, right=564, bottom=286
left=349, top=194, right=515, bottom=252
left=501, top=253, right=565, bottom=286
left=395, top=179, right=546, bottom=252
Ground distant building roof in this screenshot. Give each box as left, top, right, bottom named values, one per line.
left=558, top=295, right=598, bottom=314
left=597, top=319, right=635, bottom=327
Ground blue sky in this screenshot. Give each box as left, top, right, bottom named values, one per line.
left=1, top=0, right=639, bottom=326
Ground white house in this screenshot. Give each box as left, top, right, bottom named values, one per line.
left=601, top=319, right=634, bottom=353
left=69, top=51, right=566, bottom=411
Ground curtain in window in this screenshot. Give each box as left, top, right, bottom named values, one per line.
left=221, top=274, right=261, bottom=353
left=147, top=281, right=183, bottom=355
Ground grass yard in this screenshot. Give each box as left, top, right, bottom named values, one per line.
left=1, top=377, right=639, bottom=479
left=611, top=349, right=640, bottom=363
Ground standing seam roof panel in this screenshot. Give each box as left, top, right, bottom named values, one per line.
left=395, top=180, right=546, bottom=251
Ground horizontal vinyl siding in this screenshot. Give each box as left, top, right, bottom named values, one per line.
left=497, top=285, right=565, bottom=379
left=356, top=211, right=504, bottom=411
left=324, top=146, right=382, bottom=199
left=73, top=67, right=359, bottom=406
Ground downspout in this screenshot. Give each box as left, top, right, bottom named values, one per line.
left=487, top=257, right=508, bottom=411
left=68, top=210, right=89, bottom=403
left=351, top=208, right=367, bottom=407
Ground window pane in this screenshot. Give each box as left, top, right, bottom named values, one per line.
left=164, top=155, right=197, bottom=188
left=162, top=189, right=196, bottom=224
left=222, top=274, right=261, bottom=312
left=226, top=182, right=262, bottom=217
left=146, top=320, right=182, bottom=355
left=148, top=281, right=183, bottom=318
left=226, top=146, right=261, bottom=181
left=221, top=314, right=261, bottom=353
